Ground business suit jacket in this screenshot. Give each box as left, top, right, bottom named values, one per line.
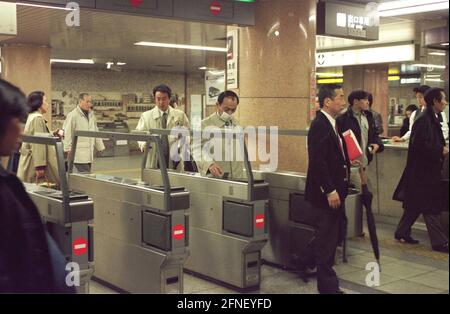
left=393, top=107, right=446, bottom=214
left=305, top=111, right=351, bottom=209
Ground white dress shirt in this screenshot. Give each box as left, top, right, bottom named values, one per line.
left=401, top=107, right=449, bottom=141
left=321, top=110, right=345, bottom=197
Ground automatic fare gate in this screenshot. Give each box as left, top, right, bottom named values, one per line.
left=251, top=130, right=362, bottom=270
left=141, top=128, right=269, bottom=291
left=21, top=135, right=94, bottom=293
left=68, top=131, right=189, bottom=293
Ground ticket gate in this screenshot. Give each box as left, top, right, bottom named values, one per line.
left=68, top=131, right=189, bottom=293
left=253, top=171, right=362, bottom=270
left=141, top=128, right=269, bottom=291
left=21, top=135, right=94, bottom=293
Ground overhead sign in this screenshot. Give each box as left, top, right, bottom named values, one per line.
left=317, top=0, right=379, bottom=41
left=226, top=29, right=239, bottom=89
left=316, top=44, right=416, bottom=68
left=205, top=70, right=226, bottom=105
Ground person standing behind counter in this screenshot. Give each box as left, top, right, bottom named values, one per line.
left=400, top=104, right=418, bottom=137
left=136, top=84, right=190, bottom=171
left=393, top=88, right=449, bottom=253
left=392, top=85, right=449, bottom=142
left=194, top=90, right=246, bottom=180
left=17, top=91, right=60, bottom=185
left=62, top=93, right=105, bottom=173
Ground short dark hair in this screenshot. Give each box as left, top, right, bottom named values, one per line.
left=0, top=79, right=28, bottom=137
left=405, top=104, right=418, bottom=112
left=348, top=90, right=369, bottom=107
left=28, top=91, right=45, bottom=112
left=368, top=93, right=373, bottom=108
left=217, top=90, right=239, bottom=105
left=318, top=84, right=342, bottom=108
left=152, top=84, right=172, bottom=98
left=424, top=87, right=445, bottom=108
left=413, top=85, right=431, bottom=95
left=79, top=93, right=90, bottom=101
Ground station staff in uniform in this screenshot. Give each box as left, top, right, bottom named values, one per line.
left=62, top=93, right=105, bottom=173
left=136, top=84, right=190, bottom=171
left=194, top=90, right=246, bottom=180
left=305, top=84, right=352, bottom=294
left=392, top=85, right=449, bottom=142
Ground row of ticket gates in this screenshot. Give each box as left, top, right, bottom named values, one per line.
left=22, top=130, right=362, bottom=293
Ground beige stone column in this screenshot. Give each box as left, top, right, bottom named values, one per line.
left=1, top=44, right=52, bottom=124
left=229, top=0, right=317, bottom=173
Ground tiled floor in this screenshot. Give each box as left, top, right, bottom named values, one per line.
left=87, top=154, right=449, bottom=294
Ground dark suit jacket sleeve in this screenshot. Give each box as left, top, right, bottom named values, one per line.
left=308, top=124, right=336, bottom=195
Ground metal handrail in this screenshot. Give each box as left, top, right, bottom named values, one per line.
left=21, top=134, right=71, bottom=220
left=70, top=130, right=172, bottom=210
left=143, top=128, right=296, bottom=201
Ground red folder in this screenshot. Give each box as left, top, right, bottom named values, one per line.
left=342, top=129, right=363, bottom=161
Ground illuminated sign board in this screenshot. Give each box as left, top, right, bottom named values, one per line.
left=317, top=0, right=379, bottom=41
left=316, top=44, right=416, bottom=68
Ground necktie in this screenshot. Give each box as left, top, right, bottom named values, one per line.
left=335, top=124, right=346, bottom=160
left=160, top=112, right=170, bottom=168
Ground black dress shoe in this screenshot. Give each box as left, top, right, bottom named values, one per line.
left=432, top=243, right=449, bottom=254
left=395, top=234, right=420, bottom=244
left=335, top=289, right=346, bottom=294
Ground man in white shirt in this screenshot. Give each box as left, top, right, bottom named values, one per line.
left=392, top=85, right=449, bottom=142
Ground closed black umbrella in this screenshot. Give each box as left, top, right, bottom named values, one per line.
left=361, top=184, right=381, bottom=268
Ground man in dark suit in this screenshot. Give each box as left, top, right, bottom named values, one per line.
left=393, top=88, right=449, bottom=253
left=305, top=84, right=352, bottom=294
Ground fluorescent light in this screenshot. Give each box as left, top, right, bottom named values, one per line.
left=412, top=63, right=446, bottom=69
left=425, top=78, right=444, bottom=82
left=378, top=0, right=449, bottom=17
left=116, top=62, right=126, bottom=66
left=198, top=66, right=208, bottom=70
left=425, top=74, right=441, bottom=77
left=51, top=59, right=95, bottom=64
left=429, top=52, right=446, bottom=56
left=316, top=72, right=343, bottom=77
left=441, top=43, right=449, bottom=46
left=135, top=42, right=227, bottom=52
left=16, top=2, right=75, bottom=10
left=317, top=78, right=344, bottom=84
